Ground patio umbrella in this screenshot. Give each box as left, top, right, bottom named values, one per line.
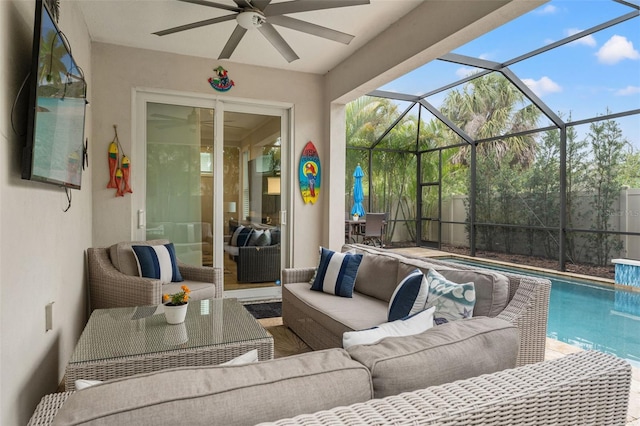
left=351, top=164, right=366, bottom=217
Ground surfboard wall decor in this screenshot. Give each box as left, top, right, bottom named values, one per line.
left=299, top=141, right=320, bottom=204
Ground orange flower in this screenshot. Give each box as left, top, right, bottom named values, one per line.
left=162, top=294, right=169, bottom=302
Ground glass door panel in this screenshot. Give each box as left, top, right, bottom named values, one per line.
left=223, top=111, right=281, bottom=290
left=146, top=103, right=214, bottom=266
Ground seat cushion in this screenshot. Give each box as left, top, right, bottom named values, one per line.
left=109, top=239, right=170, bottom=277
left=396, top=261, right=510, bottom=318
left=347, top=316, right=519, bottom=398
left=353, top=253, right=399, bottom=302
left=163, top=280, right=215, bottom=302
left=51, top=349, right=373, bottom=426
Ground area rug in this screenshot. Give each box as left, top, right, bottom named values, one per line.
left=244, top=302, right=282, bottom=319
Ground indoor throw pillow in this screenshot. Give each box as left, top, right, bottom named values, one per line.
left=311, top=247, right=363, bottom=297
left=131, top=242, right=183, bottom=283
left=425, top=269, right=475, bottom=324
left=388, top=268, right=429, bottom=322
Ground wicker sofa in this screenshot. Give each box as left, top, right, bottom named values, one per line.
left=283, top=244, right=551, bottom=367
left=28, top=350, right=631, bottom=425
left=87, top=239, right=223, bottom=311
left=224, top=224, right=281, bottom=283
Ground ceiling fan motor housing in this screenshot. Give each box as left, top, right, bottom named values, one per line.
left=237, top=11, right=266, bottom=30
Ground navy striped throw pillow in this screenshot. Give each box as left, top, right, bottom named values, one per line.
left=388, top=269, right=429, bottom=322
left=311, top=247, right=363, bottom=297
left=132, top=243, right=183, bottom=283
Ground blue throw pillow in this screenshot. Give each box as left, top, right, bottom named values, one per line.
left=132, top=243, right=183, bottom=283
left=311, top=247, right=363, bottom=298
left=237, top=227, right=253, bottom=247
left=388, top=269, right=429, bottom=322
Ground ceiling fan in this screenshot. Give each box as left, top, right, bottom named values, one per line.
left=153, top=0, right=370, bottom=63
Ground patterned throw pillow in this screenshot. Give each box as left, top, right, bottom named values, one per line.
left=425, top=269, right=475, bottom=324
left=343, top=306, right=435, bottom=349
left=388, top=269, right=429, bottom=322
left=311, top=247, right=363, bottom=297
left=131, top=243, right=183, bottom=283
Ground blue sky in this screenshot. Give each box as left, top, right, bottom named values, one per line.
left=378, top=0, right=640, bottom=148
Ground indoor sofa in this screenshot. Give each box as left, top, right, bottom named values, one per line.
left=28, top=349, right=631, bottom=425
left=282, top=243, right=552, bottom=367
left=223, top=223, right=281, bottom=283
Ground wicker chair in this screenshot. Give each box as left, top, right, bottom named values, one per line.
left=236, top=244, right=281, bottom=283
left=87, top=239, right=223, bottom=311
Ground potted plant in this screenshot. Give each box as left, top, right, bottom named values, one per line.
left=353, top=213, right=359, bottom=221
left=163, top=285, right=191, bottom=324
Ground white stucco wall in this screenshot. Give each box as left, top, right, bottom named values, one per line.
left=1, top=1, right=92, bottom=424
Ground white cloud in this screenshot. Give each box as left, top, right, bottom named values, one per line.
left=596, top=35, right=640, bottom=64
left=536, top=5, right=557, bottom=15
left=566, top=28, right=597, bottom=47
left=522, top=76, right=562, bottom=97
left=455, top=67, right=482, bottom=79
left=616, top=85, right=640, bottom=96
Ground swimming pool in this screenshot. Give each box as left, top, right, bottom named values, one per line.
left=439, top=257, right=640, bottom=368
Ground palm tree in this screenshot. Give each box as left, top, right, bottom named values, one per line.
left=440, top=73, right=541, bottom=167
left=38, top=29, right=69, bottom=89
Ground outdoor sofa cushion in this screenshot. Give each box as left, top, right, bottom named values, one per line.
left=347, top=316, right=519, bottom=398
left=52, top=349, right=373, bottom=426
left=396, top=261, right=510, bottom=318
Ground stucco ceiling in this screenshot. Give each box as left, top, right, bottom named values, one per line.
left=77, top=0, right=423, bottom=74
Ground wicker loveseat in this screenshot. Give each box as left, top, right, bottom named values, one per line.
left=224, top=224, right=281, bottom=283
left=28, top=350, right=631, bottom=425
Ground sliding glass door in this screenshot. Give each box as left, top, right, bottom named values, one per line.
left=135, top=91, right=288, bottom=300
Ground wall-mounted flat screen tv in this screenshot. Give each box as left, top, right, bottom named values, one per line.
left=21, top=0, right=87, bottom=190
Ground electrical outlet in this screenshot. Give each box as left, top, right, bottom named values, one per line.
left=45, top=302, right=54, bottom=331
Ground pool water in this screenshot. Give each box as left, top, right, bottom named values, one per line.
left=440, top=258, right=640, bottom=368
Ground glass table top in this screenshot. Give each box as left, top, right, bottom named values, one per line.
left=70, top=298, right=271, bottom=363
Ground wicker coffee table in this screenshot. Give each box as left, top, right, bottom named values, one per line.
left=64, top=298, right=273, bottom=391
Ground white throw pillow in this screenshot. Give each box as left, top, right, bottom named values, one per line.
left=220, top=349, right=259, bottom=366
left=342, top=306, right=435, bottom=349
left=75, top=379, right=103, bottom=390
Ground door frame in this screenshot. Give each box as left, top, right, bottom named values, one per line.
left=132, top=88, right=293, bottom=301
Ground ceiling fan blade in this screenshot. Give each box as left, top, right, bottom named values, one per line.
left=268, top=15, right=354, bottom=44
left=154, top=14, right=236, bottom=36
left=264, top=0, right=369, bottom=17
left=258, top=22, right=299, bottom=63
left=232, top=0, right=253, bottom=8
left=219, top=25, right=248, bottom=59
left=177, top=0, right=241, bottom=12
left=251, top=0, right=272, bottom=12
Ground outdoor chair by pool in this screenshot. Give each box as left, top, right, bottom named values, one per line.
left=361, top=213, right=386, bottom=247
